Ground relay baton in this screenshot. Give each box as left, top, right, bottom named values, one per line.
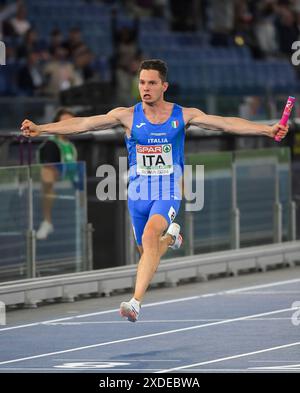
left=275, top=96, right=296, bottom=142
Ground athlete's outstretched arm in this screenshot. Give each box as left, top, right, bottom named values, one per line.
left=21, top=107, right=128, bottom=137
left=185, top=108, right=288, bottom=139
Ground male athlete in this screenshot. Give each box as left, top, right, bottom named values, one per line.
left=21, top=59, right=288, bottom=322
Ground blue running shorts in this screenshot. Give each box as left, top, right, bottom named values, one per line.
left=128, top=198, right=181, bottom=246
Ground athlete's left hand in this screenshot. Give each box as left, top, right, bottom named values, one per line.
left=270, top=123, right=289, bottom=139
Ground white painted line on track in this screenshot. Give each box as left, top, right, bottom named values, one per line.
left=0, top=306, right=297, bottom=366
left=53, top=358, right=181, bottom=362
left=225, top=278, right=300, bottom=294
left=226, top=291, right=300, bottom=295
left=0, top=367, right=299, bottom=374
left=156, top=341, right=300, bottom=373
left=249, top=363, right=300, bottom=371
left=44, top=316, right=294, bottom=325
left=249, top=360, right=300, bottom=363
left=0, top=368, right=163, bottom=371
left=1, top=277, right=300, bottom=333
left=0, top=367, right=299, bottom=372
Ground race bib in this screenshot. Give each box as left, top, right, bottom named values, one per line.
left=136, top=144, right=173, bottom=176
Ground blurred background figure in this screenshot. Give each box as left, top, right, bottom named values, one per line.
left=17, top=50, right=45, bottom=96
left=5, top=1, right=31, bottom=38
left=43, top=46, right=81, bottom=97
left=36, top=108, right=78, bottom=240
left=114, top=25, right=140, bottom=105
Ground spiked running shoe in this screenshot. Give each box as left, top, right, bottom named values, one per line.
left=167, top=222, right=183, bottom=250
left=120, top=301, right=140, bottom=322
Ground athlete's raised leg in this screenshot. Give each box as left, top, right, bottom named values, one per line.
left=120, top=215, right=182, bottom=322
left=134, top=214, right=170, bottom=302
left=120, top=214, right=170, bottom=322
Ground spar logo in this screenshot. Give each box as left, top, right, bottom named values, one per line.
left=137, top=145, right=162, bottom=154
left=136, top=144, right=172, bottom=168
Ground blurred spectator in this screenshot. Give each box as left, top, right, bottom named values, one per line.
left=239, top=96, right=266, bottom=120
left=73, top=46, right=99, bottom=83
left=234, top=0, right=263, bottom=58
left=49, top=29, right=64, bottom=56
left=130, top=50, right=144, bottom=101
left=43, top=46, right=81, bottom=97
left=17, top=28, right=46, bottom=60
left=63, top=27, right=86, bottom=59
left=275, top=4, right=299, bottom=57
left=17, top=51, right=45, bottom=96
left=209, top=0, right=235, bottom=45
left=36, top=108, right=78, bottom=240
left=254, top=1, right=278, bottom=57
left=7, top=2, right=31, bottom=37
left=0, top=0, right=17, bottom=40
left=114, top=26, right=139, bottom=105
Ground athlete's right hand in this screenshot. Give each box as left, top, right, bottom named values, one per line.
left=21, top=119, right=41, bottom=137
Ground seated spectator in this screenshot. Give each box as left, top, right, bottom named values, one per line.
left=63, top=27, right=86, bottom=59
left=73, top=45, right=99, bottom=83
left=43, top=46, right=81, bottom=97
left=17, top=50, right=45, bottom=96
left=17, top=28, right=46, bottom=60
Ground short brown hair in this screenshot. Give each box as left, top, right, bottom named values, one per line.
left=139, top=59, right=168, bottom=82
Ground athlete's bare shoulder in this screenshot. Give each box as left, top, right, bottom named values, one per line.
left=182, top=107, right=205, bottom=126
left=107, top=106, right=134, bottom=129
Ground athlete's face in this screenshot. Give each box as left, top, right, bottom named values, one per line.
left=139, top=69, right=168, bottom=104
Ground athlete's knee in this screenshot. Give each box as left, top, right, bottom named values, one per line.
left=142, top=227, right=160, bottom=248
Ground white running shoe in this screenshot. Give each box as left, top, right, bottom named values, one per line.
left=120, top=298, right=140, bottom=322
left=36, top=220, right=54, bottom=240
left=167, top=222, right=183, bottom=250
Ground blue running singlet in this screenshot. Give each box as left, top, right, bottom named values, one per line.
left=125, top=102, right=185, bottom=245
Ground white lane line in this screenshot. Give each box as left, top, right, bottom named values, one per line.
left=249, top=363, right=300, bottom=371
left=249, top=360, right=300, bottom=363
left=162, top=368, right=300, bottom=373
left=0, top=367, right=298, bottom=372
left=1, top=277, right=299, bottom=333
left=227, top=291, right=300, bottom=295
left=0, top=368, right=163, bottom=371
left=44, top=317, right=294, bottom=325
left=1, top=367, right=299, bottom=372
left=0, top=306, right=296, bottom=366
left=156, top=341, right=300, bottom=373
left=53, top=359, right=181, bottom=362
left=225, top=278, right=300, bottom=294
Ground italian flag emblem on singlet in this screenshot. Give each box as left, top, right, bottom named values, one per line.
left=172, top=120, right=179, bottom=128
